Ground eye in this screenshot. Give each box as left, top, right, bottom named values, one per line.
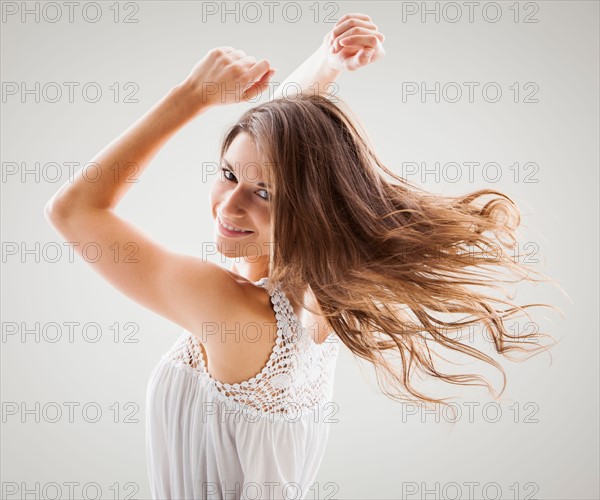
left=257, top=189, right=270, bottom=201
left=221, top=167, right=236, bottom=182
left=220, top=167, right=270, bottom=201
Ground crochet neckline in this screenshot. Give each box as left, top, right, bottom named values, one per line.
left=252, top=277, right=335, bottom=346
left=191, top=278, right=335, bottom=392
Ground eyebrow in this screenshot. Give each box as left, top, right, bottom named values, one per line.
left=222, top=158, right=271, bottom=189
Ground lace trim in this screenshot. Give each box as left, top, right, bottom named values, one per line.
left=160, top=278, right=339, bottom=417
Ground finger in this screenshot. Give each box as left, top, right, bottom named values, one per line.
left=227, top=49, right=247, bottom=60
left=332, top=19, right=377, bottom=40
left=243, top=59, right=272, bottom=87
left=212, top=46, right=236, bottom=54
left=332, top=19, right=377, bottom=49
left=332, top=33, right=375, bottom=54
left=336, top=13, right=372, bottom=25
left=373, top=45, right=385, bottom=61
left=355, top=48, right=375, bottom=70
left=343, top=50, right=365, bottom=72
left=337, top=42, right=384, bottom=64
left=339, top=46, right=378, bottom=72
left=253, top=68, right=276, bottom=86
left=336, top=28, right=384, bottom=45
left=338, top=35, right=381, bottom=50
left=242, top=68, right=275, bottom=101
left=237, top=54, right=257, bottom=66
left=333, top=26, right=382, bottom=52
left=361, top=47, right=375, bottom=59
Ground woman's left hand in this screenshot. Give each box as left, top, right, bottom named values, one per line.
left=322, top=13, right=385, bottom=72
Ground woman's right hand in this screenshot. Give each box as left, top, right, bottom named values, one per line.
left=181, top=46, right=276, bottom=109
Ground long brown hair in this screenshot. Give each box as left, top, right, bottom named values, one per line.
left=220, top=93, right=563, bottom=411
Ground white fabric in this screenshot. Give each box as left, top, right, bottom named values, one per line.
left=145, top=277, right=340, bottom=500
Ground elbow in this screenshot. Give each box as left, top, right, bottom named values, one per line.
left=44, top=197, right=58, bottom=220
left=43, top=199, right=57, bottom=223
left=44, top=198, right=80, bottom=240
left=44, top=196, right=71, bottom=226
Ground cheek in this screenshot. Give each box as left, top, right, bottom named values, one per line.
left=258, top=213, right=271, bottom=233
left=209, top=179, right=226, bottom=201
left=209, top=183, right=223, bottom=217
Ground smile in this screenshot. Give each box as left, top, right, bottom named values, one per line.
left=217, top=215, right=254, bottom=236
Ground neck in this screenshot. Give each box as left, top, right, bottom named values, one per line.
left=230, top=256, right=269, bottom=283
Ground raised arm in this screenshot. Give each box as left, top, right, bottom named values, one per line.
left=45, top=50, right=272, bottom=213
left=44, top=47, right=274, bottom=335
left=272, top=12, right=385, bottom=100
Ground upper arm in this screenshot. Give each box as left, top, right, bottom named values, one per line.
left=44, top=202, right=240, bottom=334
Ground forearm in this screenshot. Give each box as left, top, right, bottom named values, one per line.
left=272, top=48, right=342, bottom=100
left=46, top=81, right=206, bottom=214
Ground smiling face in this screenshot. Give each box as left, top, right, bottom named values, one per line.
left=210, top=132, right=273, bottom=264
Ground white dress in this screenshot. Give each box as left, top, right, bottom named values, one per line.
left=145, top=277, right=340, bottom=500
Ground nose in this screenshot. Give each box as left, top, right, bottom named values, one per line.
left=219, top=186, right=247, bottom=218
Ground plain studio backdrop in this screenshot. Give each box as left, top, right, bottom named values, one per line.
left=1, top=1, right=598, bottom=499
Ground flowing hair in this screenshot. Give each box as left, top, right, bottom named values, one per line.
left=219, top=93, right=563, bottom=412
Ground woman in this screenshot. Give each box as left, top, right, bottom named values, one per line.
left=44, top=12, right=557, bottom=500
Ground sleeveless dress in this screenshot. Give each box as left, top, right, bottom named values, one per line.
left=145, top=277, right=340, bottom=500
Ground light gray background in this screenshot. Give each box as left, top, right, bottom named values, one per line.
left=1, top=1, right=598, bottom=499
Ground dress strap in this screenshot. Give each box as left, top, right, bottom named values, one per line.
left=253, top=277, right=269, bottom=287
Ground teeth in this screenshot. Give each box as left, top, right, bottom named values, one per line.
left=219, top=216, right=249, bottom=233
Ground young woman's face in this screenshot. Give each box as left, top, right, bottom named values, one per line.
left=210, top=132, right=272, bottom=259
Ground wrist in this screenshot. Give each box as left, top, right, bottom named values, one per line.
left=310, top=48, right=343, bottom=93
left=170, top=79, right=214, bottom=117
left=321, top=61, right=343, bottom=82
left=313, top=46, right=343, bottom=78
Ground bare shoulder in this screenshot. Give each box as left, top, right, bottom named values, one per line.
left=171, top=258, right=263, bottom=331
left=44, top=205, right=271, bottom=353
left=182, top=266, right=278, bottom=385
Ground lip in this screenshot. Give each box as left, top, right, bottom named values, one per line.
left=217, top=215, right=254, bottom=237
